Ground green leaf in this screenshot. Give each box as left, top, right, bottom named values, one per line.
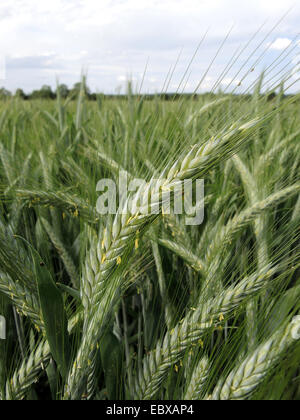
left=56, top=283, right=81, bottom=302
left=15, top=237, right=71, bottom=380
left=46, top=359, right=59, bottom=400
left=100, top=332, right=123, bottom=399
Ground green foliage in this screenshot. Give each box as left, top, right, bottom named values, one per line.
left=30, top=85, right=55, bottom=100
left=15, top=89, right=26, bottom=100
left=0, top=88, right=11, bottom=100
left=56, top=84, right=69, bottom=99
left=0, top=71, right=299, bottom=400
left=23, top=238, right=71, bottom=379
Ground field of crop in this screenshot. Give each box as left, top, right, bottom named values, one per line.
left=0, top=84, right=299, bottom=400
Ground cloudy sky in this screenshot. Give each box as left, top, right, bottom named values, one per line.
left=0, top=0, right=299, bottom=93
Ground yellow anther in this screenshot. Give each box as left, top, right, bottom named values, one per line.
left=126, top=216, right=134, bottom=226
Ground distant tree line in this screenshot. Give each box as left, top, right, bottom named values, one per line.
left=0, top=82, right=295, bottom=102
left=0, top=82, right=95, bottom=101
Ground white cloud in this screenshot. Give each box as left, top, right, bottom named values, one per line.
left=269, top=38, right=292, bottom=50
left=0, top=0, right=299, bottom=92
left=220, top=77, right=241, bottom=87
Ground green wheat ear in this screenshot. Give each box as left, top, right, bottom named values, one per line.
left=65, top=116, right=264, bottom=400
left=0, top=32, right=299, bottom=401
left=210, top=317, right=300, bottom=400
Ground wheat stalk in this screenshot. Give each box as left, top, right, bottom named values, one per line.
left=1, top=77, right=298, bottom=402
left=183, top=356, right=210, bottom=400
left=206, top=183, right=300, bottom=263
left=41, top=217, right=79, bottom=288
left=133, top=265, right=278, bottom=400
left=151, top=238, right=173, bottom=329
left=65, top=118, right=262, bottom=399
left=5, top=340, right=50, bottom=400
left=0, top=273, right=42, bottom=329
left=157, top=238, right=205, bottom=273
left=4, top=311, right=83, bottom=400
left=210, top=317, right=300, bottom=400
